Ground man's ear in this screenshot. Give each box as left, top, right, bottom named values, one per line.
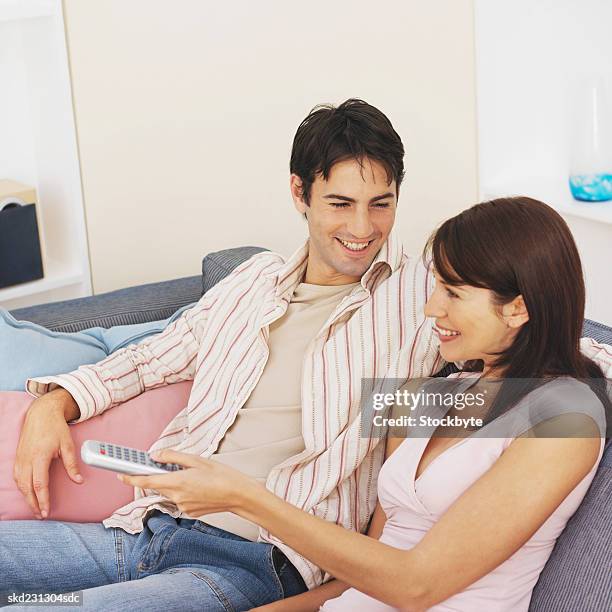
left=501, top=295, right=530, bottom=329
left=290, top=174, right=308, bottom=215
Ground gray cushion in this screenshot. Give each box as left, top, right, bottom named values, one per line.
left=202, top=246, right=268, bottom=294
left=529, top=440, right=612, bottom=611
left=10, top=276, right=203, bottom=333
left=584, top=318, right=612, bottom=344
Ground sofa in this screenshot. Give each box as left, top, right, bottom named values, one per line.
left=8, top=246, right=612, bottom=612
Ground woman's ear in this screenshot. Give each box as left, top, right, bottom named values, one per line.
left=502, top=295, right=530, bottom=329
left=290, top=174, right=308, bottom=215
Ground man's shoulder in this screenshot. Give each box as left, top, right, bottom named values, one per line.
left=382, top=251, right=432, bottom=288
left=242, top=248, right=286, bottom=268
left=224, top=249, right=286, bottom=282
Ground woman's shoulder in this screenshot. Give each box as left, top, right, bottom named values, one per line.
left=515, top=376, right=608, bottom=440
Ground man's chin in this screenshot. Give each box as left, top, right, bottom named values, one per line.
left=332, top=258, right=375, bottom=281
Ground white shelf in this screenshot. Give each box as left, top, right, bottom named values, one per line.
left=555, top=196, right=612, bottom=226
left=0, top=259, right=85, bottom=303
left=482, top=178, right=612, bottom=226
left=0, top=0, right=91, bottom=309
left=0, top=0, right=54, bottom=22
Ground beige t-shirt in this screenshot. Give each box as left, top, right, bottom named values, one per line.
left=202, top=281, right=359, bottom=540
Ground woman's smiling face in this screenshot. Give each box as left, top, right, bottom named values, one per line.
left=424, top=272, right=525, bottom=370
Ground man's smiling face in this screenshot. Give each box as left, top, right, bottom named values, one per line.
left=291, top=157, right=397, bottom=285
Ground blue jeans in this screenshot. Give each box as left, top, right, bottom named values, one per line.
left=0, top=511, right=306, bottom=611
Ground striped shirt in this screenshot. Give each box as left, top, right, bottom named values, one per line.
left=27, top=232, right=442, bottom=588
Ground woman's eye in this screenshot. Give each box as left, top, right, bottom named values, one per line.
left=446, top=288, right=459, bottom=299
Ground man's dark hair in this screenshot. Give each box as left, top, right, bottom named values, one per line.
left=290, top=98, right=405, bottom=205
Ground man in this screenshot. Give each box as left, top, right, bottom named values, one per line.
left=4, top=99, right=442, bottom=610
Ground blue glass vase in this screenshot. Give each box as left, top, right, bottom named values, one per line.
left=569, top=173, right=612, bottom=201
left=569, top=76, right=612, bottom=202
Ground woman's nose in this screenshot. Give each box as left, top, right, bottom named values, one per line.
left=424, top=289, right=446, bottom=318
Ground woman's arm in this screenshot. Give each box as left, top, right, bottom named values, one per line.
left=120, top=420, right=600, bottom=610
left=235, top=432, right=600, bottom=610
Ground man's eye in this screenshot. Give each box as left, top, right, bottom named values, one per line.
left=373, top=202, right=390, bottom=208
left=330, top=202, right=350, bottom=208
left=446, top=288, right=459, bottom=299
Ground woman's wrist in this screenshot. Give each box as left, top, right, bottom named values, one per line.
left=230, top=477, right=270, bottom=517
left=231, top=478, right=278, bottom=528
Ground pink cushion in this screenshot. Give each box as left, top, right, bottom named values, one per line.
left=0, top=382, right=192, bottom=522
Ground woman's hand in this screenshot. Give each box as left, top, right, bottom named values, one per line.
left=117, top=449, right=263, bottom=517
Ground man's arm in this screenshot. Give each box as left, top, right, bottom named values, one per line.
left=580, top=337, right=612, bottom=376
left=16, top=251, right=274, bottom=518
left=14, top=298, right=208, bottom=518
left=25, top=299, right=207, bottom=424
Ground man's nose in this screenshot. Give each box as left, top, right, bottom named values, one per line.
left=346, top=208, right=375, bottom=238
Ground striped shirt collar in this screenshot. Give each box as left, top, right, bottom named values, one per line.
left=273, top=230, right=405, bottom=300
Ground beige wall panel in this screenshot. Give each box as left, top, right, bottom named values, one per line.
left=63, top=0, right=478, bottom=293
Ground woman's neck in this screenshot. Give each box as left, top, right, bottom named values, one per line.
left=481, top=362, right=505, bottom=379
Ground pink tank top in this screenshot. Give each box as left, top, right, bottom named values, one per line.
left=321, top=376, right=605, bottom=611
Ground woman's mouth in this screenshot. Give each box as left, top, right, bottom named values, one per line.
left=335, top=237, right=374, bottom=256
left=433, top=324, right=462, bottom=343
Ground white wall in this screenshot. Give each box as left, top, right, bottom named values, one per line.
left=62, top=0, right=479, bottom=293
left=475, top=0, right=612, bottom=326
left=0, top=21, right=37, bottom=187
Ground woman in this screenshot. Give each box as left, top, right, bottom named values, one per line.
left=120, top=197, right=608, bottom=611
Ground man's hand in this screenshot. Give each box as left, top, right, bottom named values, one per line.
left=13, top=388, right=83, bottom=519
left=117, top=450, right=263, bottom=517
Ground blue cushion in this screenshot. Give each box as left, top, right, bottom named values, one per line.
left=2, top=247, right=268, bottom=392
left=0, top=303, right=193, bottom=391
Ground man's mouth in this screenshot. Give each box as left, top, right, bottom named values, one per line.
left=336, top=238, right=374, bottom=253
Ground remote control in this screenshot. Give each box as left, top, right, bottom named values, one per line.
left=80, top=440, right=185, bottom=476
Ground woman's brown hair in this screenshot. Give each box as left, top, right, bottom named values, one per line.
left=425, top=196, right=610, bottom=420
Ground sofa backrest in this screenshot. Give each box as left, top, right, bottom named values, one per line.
left=9, top=246, right=269, bottom=332
left=529, top=440, right=612, bottom=611
left=10, top=275, right=203, bottom=332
